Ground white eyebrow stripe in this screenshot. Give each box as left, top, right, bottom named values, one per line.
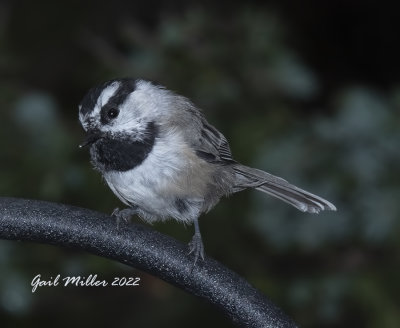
left=91, top=82, right=120, bottom=117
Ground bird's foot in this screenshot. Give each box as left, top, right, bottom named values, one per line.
left=188, top=232, right=205, bottom=270
left=111, top=207, right=137, bottom=229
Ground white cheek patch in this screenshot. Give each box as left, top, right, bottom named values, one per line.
left=101, top=92, right=144, bottom=135
left=115, top=93, right=142, bottom=127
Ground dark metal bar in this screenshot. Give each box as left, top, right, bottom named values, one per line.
left=0, top=197, right=297, bottom=328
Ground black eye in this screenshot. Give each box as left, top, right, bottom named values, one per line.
left=107, top=108, right=119, bottom=119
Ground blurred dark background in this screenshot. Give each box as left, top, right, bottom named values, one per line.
left=1, top=1, right=399, bottom=327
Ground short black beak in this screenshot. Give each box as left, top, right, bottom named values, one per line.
left=79, top=131, right=102, bottom=148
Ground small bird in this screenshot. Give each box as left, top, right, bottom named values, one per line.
left=79, top=78, right=336, bottom=265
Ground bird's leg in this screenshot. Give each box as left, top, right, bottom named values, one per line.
left=111, top=206, right=138, bottom=229
left=188, top=217, right=205, bottom=268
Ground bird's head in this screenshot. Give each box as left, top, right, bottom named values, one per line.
left=78, top=78, right=168, bottom=148
left=78, top=78, right=171, bottom=171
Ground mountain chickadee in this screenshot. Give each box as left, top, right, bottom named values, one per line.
left=79, top=78, right=336, bottom=265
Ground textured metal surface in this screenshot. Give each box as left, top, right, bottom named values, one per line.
left=0, top=197, right=297, bottom=328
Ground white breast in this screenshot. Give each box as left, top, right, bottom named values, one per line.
left=103, top=130, right=204, bottom=223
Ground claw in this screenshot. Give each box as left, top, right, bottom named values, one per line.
left=188, top=233, right=205, bottom=269
left=111, top=207, right=136, bottom=229
left=111, top=207, right=120, bottom=217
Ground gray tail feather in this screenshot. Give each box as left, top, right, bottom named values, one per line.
left=233, top=165, right=336, bottom=214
